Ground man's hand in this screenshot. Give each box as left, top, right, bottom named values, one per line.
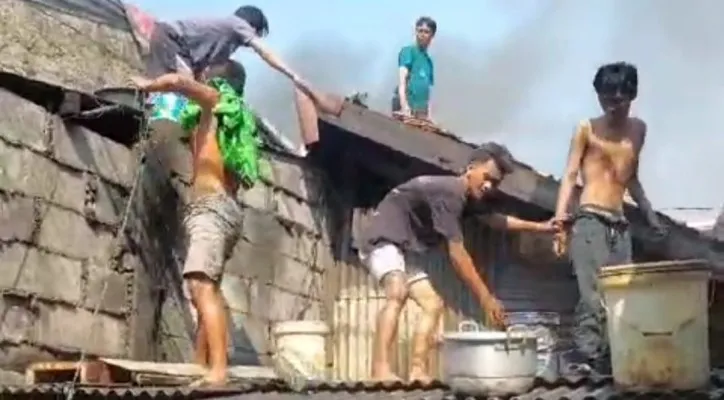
left=552, top=230, right=569, bottom=257
left=399, top=104, right=412, bottom=117
left=536, top=219, right=558, bottom=233
left=649, top=214, right=668, bottom=238
left=551, top=214, right=572, bottom=257
left=130, top=76, right=153, bottom=91
left=481, top=295, right=507, bottom=329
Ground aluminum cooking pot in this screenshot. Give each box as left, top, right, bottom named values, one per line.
left=442, top=320, right=539, bottom=397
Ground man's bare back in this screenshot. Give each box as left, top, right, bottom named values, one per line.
left=577, top=116, right=646, bottom=212
left=190, top=112, right=236, bottom=200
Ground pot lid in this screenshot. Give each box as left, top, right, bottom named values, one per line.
left=443, top=323, right=538, bottom=341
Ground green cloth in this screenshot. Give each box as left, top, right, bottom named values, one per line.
left=178, top=77, right=261, bottom=186
left=394, top=44, right=434, bottom=112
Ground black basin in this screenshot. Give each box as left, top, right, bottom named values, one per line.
left=94, top=87, right=146, bottom=111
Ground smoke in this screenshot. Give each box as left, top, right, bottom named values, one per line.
left=604, top=0, right=724, bottom=208
left=247, top=0, right=724, bottom=208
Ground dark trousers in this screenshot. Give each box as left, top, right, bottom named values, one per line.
left=145, top=22, right=193, bottom=78
left=569, top=204, right=632, bottom=366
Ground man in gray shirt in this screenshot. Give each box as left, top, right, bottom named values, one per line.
left=144, top=5, right=343, bottom=128
left=146, top=6, right=300, bottom=84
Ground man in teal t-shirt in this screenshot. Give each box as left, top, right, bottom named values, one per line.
left=392, top=16, right=436, bottom=120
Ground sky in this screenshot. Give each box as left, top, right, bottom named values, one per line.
left=136, top=0, right=724, bottom=210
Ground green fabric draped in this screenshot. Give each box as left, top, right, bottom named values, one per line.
left=178, top=77, right=261, bottom=186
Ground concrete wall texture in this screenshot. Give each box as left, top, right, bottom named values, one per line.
left=0, top=88, right=135, bottom=381
left=0, top=0, right=143, bottom=92
left=0, top=86, right=337, bottom=381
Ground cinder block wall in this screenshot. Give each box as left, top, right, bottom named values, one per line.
left=0, top=89, right=137, bottom=379
left=0, top=0, right=143, bottom=92
left=0, top=87, right=339, bottom=381
left=0, top=0, right=338, bottom=382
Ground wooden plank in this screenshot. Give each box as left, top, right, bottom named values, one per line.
left=319, top=105, right=724, bottom=274
left=100, top=358, right=277, bottom=380
left=25, top=360, right=111, bottom=385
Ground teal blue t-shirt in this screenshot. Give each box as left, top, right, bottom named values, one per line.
left=394, top=45, right=434, bottom=112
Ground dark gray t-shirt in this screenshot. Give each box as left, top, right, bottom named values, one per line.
left=359, top=175, right=472, bottom=254
left=166, top=16, right=258, bottom=72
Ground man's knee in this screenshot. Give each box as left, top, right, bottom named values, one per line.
left=409, top=280, right=444, bottom=315
left=381, top=272, right=408, bottom=304
left=420, top=294, right=444, bottom=316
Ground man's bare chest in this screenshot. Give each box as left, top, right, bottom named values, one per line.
left=584, top=130, right=638, bottom=177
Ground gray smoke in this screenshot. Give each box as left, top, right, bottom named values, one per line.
left=247, top=0, right=724, bottom=209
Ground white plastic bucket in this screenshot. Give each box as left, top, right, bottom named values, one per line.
left=599, top=259, right=711, bottom=390
left=272, top=320, right=329, bottom=379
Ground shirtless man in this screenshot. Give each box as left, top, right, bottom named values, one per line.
left=131, top=64, right=246, bottom=386
left=553, top=62, right=665, bottom=374
left=358, top=143, right=557, bottom=382
left=130, top=60, right=334, bottom=385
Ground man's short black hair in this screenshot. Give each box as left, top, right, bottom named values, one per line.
left=234, top=5, right=269, bottom=37
left=415, top=16, right=437, bottom=35
left=468, top=142, right=515, bottom=174
left=593, top=62, right=638, bottom=99
left=207, top=60, right=247, bottom=95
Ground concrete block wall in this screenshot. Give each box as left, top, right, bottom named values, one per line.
left=0, top=86, right=337, bottom=379
left=0, top=0, right=143, bottom=92
left=0, top=89, right=137, bottom=374
left=134, top=130, right=338, bottom=366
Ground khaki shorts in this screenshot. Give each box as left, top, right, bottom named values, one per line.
left=182, top=193, right=243, bottom=282
left=359, top=243, right=428, bottom=285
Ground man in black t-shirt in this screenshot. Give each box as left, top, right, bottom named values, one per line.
left=358, top=143, right=557, bottom=382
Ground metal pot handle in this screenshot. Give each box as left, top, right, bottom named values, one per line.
left=505, top=324, right=531, bottom=353
left=458, top=320, right=480, bottom=332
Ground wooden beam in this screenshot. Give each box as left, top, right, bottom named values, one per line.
left=319, top=104, right=724, bottom=273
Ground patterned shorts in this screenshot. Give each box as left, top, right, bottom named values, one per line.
left=182, top=193, right=243, bottom=282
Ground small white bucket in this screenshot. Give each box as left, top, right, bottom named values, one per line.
left=272, top=320, right=329, bottom=379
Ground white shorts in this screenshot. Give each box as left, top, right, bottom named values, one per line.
left=359, top=243, right=428, bottom=285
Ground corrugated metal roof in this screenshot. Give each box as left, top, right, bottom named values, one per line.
left=661, top=207, right=720, bottom=231
left=6, top=375, right=724, bottom=400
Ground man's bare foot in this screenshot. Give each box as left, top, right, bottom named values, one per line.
left=371, top=366, right=402, bottom=382
left=189, top=370, right=228, bottom=387
left=408, top=368, right=433, bottom=384
left=371, top=372, right=402, bottom=382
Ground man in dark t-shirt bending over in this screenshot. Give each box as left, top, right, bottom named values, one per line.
left=358, top=143, right=557, bottom=382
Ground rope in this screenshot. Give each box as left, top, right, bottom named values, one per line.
left=64, top=89, right=149, bottom=400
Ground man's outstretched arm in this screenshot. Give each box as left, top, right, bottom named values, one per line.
left=446, top=240, right=506, bottom=328
left=247, top=38, right=342, bottom=116
left=481, top=213, right=556, bottom=233
left=131, top=74, right=219, bottom=110
left=248, top=38, right=300, bottom=81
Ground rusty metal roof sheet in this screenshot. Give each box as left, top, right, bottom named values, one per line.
left=6, top=375, right=724, bottom=400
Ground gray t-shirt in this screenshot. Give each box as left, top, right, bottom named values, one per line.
left=166, top=16, right=258, bottom=72
left=359, top=175, right=475, bottom=254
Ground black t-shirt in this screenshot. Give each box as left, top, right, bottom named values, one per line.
left=359, top=175, right=472, bottom=254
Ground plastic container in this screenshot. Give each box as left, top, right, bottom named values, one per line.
left=149, top=92, right=188, bottom=123
left=272, top=320, right=329, bottom=379
left=599, top=259, right=711, bottom=390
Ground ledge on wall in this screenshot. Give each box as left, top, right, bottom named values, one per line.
left=0, top=71, right=143, bottom=147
